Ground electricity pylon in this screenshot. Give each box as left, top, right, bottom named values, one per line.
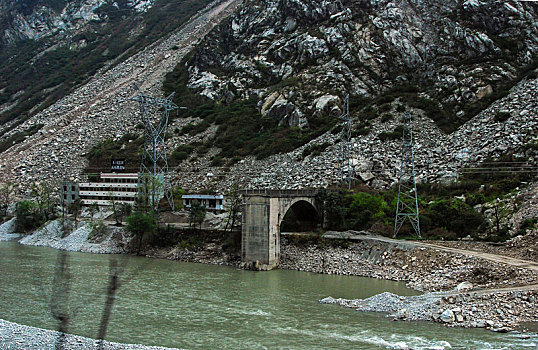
left=339, top=94, right=354, bottom=189
left=130, top=92, right=178, bottom=211
left=394, top=112, right=421, bottom=238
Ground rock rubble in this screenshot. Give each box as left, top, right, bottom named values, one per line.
left=19, top=219, right=129, bottom=254
left=0, top=218, right=19, bottom=241
left=320, top=288, right=538, bottom=331
left=0, top=0, right=241, bottom=193
left=0, top=319, right=183, bottom=350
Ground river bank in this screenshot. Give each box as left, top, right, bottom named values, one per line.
left=279, top=234, right=538, bottom=332
left=0, top=319, right=183, bottom=350
left=3, top=217, right=538, bottom=333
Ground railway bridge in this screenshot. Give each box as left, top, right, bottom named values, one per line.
left=241, top=190, right=319, bottom=270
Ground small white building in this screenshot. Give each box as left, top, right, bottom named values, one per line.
left=78, top=173, right=139, bottom=206
left=182, top=194, right=225, bottom=213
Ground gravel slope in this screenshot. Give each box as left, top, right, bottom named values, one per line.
left=0, top=218, right=19, bottom=241
left=0, top=319, right=183, bottom=350
left=18, top=219, right=129, bottom=254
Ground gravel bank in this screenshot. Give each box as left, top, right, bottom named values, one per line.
left=321, top=288, right=538, bottom=334
left=280, top=234, right=538, bottom=330
left=279, top=235, right=538, bottom=292
left=0, top=319, right=183, bottom=350
left=0, top=218, right=19, bottom=241
left=18, top=219, right=129, bottom=254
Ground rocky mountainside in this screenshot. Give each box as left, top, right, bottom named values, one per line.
left=0, top=0, right=536, bottom=203
left=0, top=0, right=154, bottom=45
left=157, top=0, right=538, bottom=187
left=181, top=0, right=537, bottom=131
left=0, top=0, right=213, bottom=133
left=0, top=0, right=240, bottom=190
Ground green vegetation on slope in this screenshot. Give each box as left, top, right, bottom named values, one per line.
left=163, top=60, right=341, bottom=164
left=0, top=0, right=213, bottom=128
left=86, top=133, right=144, bottom=173
left=0, top=124, right=43, bottom=153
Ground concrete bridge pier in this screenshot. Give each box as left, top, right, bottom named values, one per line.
left=241, top=190, right=318, bottom=271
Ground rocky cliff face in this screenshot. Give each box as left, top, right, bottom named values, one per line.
left=0, top=0, right=154, bottom=45
left=184, top=0, right=538, bottom=130
left=0, top=0, right=536, bottom=204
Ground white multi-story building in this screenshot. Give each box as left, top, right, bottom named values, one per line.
left=77, top=173, right=139, bottom=206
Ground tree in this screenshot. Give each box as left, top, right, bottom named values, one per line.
left=113, top=203, right=132, bottom=226
left=15, top=200, right=39, bottom=232
left=0, top=182, right=15, bottom=218
left=137, top=174, right=164, bottom=211
left=172, top=187, right=185, bottom=210
left=68, top=198, right=82, bottom=225
left=30, top=182, right=56, bottom=221
left=126, top=211, right=157, bottom=255
left=224, top=185, right=241, bottom=232
left=189, top=200, right=206, bottom=230
left=89, top=203, right=99, bottom=222
left=317, top=190, right=347, bottom=231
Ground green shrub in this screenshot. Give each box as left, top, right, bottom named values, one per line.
left=378, top=104, right=392, bottom=113
left=381, top=113, right=393, bottom=122
left=210, top=157, right=224, bottom=167
left=347, top=192, right=389, bottom=230
left=466, top=193, right=486, bottom=206
left=352, top=127, right=370, bottom=137
left=516, top=218, right=537, bottom=236
left=378, top=125, right=404, bottom=141
left=302, top=142, right=331, bottom=159
left=126, top=211, right=157, bottom=255
left=86, top=134, right=143, bottom=172
left=396, top=104, right=406, bottom=113
left=171, top=144, right=195, bottom=163
left=15, top=200, right=43, bottom=232
left=494, top=111, right=511, bottom=122
left=425, top=199, right=484, bottom=238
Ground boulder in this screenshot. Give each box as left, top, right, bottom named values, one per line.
left=455, top=281, right=474, bottom=291
left=440, top=309, right=455, bottom=323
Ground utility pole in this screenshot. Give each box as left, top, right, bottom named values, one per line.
left=394, top=112, right=421, bottom=238
left=130, top=92, right=178, bottom=211
left=339, top=95, right=354, bottom=189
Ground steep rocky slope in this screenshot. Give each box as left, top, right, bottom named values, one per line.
left=0, top=0, right=536, bottom=205
left=162, top=0, right=537, bottom=188
left=180, top=0, right=538, bottom=130
left=0, top=0, right=213, bottom=132
left=0, top=0, right=154, bottom=45
left=0, top=0, right=241, bottom=191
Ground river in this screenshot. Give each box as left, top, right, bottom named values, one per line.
left=0, top=241, right=535, bottom=349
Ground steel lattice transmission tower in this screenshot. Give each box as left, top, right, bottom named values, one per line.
left=130, top=92, right=179, bottom=211
left=394, top=112, right=421, bottom=238
left=339, top=95, right=355, bottom=189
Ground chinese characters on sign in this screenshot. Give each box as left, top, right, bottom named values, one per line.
left=111, top=159, right=126, bottom=172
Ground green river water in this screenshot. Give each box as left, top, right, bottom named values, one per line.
left=0, top=241, right=536, bottom=350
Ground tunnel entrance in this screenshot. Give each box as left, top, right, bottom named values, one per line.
left=280, top=200, right=319, bottom=233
